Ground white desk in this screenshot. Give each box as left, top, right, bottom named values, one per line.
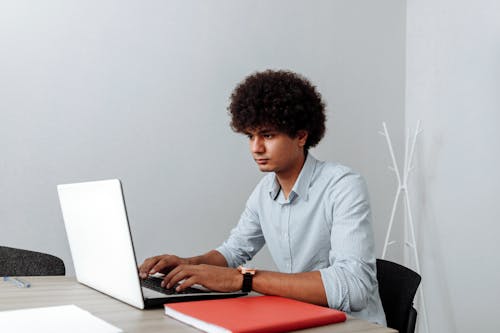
left=0, top=277, right=396, bottom=333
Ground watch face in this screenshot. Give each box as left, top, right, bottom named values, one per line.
left=238, top=266, right=256, bottom=275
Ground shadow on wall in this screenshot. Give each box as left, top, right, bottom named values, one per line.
left=413, top=132, right=457, bottom=333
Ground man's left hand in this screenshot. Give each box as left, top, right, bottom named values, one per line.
left=162, top=264, right=242, bottom=292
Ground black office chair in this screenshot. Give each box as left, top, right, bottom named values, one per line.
left=376, top=259, right=421, bottom=333
left=0, top=246, right=65, bottom=276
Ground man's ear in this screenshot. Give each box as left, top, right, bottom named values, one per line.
left=297, top=130, right=308, bottom=148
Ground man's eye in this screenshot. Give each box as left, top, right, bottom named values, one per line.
left=247, top=134, right=254, bottom=140
left=263, top=134, right=273, bottom=139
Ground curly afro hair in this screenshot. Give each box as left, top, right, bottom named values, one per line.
left=228, top=70, right=326, bottom=150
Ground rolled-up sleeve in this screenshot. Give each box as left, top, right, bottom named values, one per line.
left=319, top=172, right=378, bottom=312
left=216, top=188, right=266, bottom=268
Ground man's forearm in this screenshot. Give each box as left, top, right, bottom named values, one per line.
left=188, top=250, right=228, bottom=267
left=252, top=270, right=328, bottom=306
left=185, top=252, right=328, bottom=306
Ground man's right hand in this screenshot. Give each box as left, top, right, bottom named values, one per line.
left=138, top=254, right=190, bottom=279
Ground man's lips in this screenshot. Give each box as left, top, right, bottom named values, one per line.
left=255, top=158, right=269, bottom=164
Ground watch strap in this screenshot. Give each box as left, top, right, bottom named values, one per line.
left=242, top=272, right=253, bottom=292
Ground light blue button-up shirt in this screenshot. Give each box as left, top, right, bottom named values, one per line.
left=216, top=153, right=386, bottom=325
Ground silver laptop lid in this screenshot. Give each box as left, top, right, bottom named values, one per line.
left=57, top=179, right=145, bottom=309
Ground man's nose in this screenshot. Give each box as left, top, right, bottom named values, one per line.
left=250, top=137, right=265, bottom=153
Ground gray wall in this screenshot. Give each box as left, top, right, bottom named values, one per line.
left=406, top=0, right=500, bottom=332
left=0, top=1, right=405, bottom=275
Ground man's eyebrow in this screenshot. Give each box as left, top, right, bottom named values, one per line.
left=257, top=128, right=275, bottom=134
left=243, top=128, right=277, bottom=136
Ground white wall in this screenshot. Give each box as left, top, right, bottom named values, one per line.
left=406, top=0, right=500, bottom=332
left=0, top=1, right=405, bottom=276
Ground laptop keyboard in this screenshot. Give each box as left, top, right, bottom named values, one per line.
left=141, top=276, right=208, bottom=295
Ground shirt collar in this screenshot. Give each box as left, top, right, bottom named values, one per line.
left=268, top=152, right=317, bottom=202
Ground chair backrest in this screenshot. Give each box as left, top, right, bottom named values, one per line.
left=0, top=246, right=65, bottom=276
left=376, top=259, right=421, bottom=333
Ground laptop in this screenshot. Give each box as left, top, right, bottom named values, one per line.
left=57, top=179, right=246, bottom=309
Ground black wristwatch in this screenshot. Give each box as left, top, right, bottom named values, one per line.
left=238, top=266, right=256, bottom=292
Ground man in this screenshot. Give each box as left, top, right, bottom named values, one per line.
left=139, top=70, right=386, bottom=325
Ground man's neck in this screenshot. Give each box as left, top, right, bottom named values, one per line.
left=275, top=152, right=307, bottom=200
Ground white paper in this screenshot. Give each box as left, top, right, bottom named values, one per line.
left=0, top=304, right=122, bottom=333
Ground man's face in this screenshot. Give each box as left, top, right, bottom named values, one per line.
left=245, top=128, right=307, bottom=175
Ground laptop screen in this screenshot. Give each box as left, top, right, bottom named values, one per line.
left=58, top=179, right=145, bottom=309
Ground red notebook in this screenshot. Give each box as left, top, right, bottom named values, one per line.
left=164, top=295, right=346, bottom=333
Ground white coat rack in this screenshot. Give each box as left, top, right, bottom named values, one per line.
left=379, top=121, right=429, bottom=333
